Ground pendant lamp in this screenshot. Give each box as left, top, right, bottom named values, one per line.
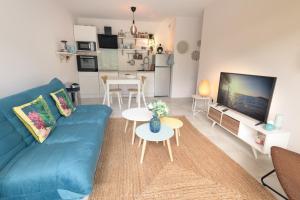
left=130, top=6, right=137, bottom=35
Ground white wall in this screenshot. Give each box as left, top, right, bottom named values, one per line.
left=0, top=0, right=77, bottom=98
left=198, top=0, right=300, bottom=153
left=171, top=17, right=203, bottom=98
left=155, top=17, right=176, bottom=52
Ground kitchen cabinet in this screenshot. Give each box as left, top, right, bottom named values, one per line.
left=74, top=25, right=98, bottom=43
left=78, top=72, right=100, bottom=99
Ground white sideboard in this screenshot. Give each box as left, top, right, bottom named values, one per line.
left=207, top=104, right=290, bottom=159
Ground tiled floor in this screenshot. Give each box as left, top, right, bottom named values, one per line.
left=81, top=97, right=285, bottom=199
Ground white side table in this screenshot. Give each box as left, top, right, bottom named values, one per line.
left=192, top=95, right=211, bottom=115
left=122, top=108, right=152, bottom=145
left=135, top=123, right=174, bottom=164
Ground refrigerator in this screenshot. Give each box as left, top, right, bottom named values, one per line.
left=154, top=54, right=173, bottom=97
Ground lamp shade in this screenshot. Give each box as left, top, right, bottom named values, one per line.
left=198, top=80, right=210, bottom=97
left=130, top=23, right=137, bottom=35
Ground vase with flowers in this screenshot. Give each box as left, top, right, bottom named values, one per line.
left=148, top=100, right=169, bottom=133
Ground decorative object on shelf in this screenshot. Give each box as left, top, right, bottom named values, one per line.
left=264, top=121, right=275, bottom=131
left=148, top=100, right=169, bottom=133
left=118, top=29, right=125, bottom=37
left=157, top=44, right=164, bottom=54
left=133, top=53, right=143, bottom=60
left=274, top=114, right=284, bottom=129
left=66, top=44, right=76, bottom=54
left=148, top=34, right=155, bottom=53
left=137, top=32, right=149, bottom=38
left=191, top=50, right=200, bottom=61
left=255, top=132, right=265, bottom=145
left=130, top=6, right=137, bottom=35
left=198, top=80, right=210, bottom=97
left=60, top=40, right=68, bottom=51
left=177, top=40, right=189, bottom=54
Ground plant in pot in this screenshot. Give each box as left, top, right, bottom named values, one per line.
left=148, top=100, right=169, bottom=133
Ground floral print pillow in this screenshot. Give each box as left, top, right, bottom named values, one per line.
left=50, top=88, right=75, bottom=117
left=13, top=95, right=56, bottom=143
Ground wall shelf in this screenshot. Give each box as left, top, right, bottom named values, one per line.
left=56, top=51, right=76, bottom=62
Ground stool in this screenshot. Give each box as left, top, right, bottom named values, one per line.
left=161, top=117, right=183, bottom=146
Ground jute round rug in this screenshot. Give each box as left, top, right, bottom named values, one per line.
left=89, top=117, right=275, bottom=200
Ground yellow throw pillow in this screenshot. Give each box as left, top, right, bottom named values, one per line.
left=13, top=95, right=56, bottom=143
left=50, top=88, right=75, bottom=117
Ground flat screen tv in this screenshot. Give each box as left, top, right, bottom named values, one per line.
left=217, top=72, right=276, bottom=122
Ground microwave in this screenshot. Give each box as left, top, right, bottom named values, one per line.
left=76, top=55, right=98, bottom=72
left=76, top=41, right=96, bottom=51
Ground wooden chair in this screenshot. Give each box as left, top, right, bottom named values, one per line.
left=101, top=76, right=123, bottom=109
left=128, top=76, right=147, bottom=108
left=261, top=146, right=300, bottom=200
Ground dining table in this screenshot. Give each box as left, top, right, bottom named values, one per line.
left=106, top=78, right=141, bottom=108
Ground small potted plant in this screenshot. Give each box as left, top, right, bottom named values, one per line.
left=148, top=100, right=169, bottom=133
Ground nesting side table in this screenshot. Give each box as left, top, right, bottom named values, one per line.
left=135, top=123, right=174, bottom=164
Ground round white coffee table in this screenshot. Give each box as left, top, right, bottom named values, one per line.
left=122, top=108, right=152, bottom=145
left=135, top=123, right=174, bottom=164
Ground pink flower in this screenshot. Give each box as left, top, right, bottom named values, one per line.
left=58, top=97, right=68, bottom=110
left=28, top=111, right=45, bottom=129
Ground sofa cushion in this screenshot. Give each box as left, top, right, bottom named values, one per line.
left=0, top=112, right=26, bottom=171
left=0, top=133, right=103, bottom=199
left=44, top=123, right=105, bottom=145
left=50, top=88, right=76, bottom=117
left=0, top=78, right=65, bottom=144
left=13, top=95, right=57, bottom=143
left=57, top=105, right=112, bottom=126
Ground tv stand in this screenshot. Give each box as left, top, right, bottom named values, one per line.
left=255, top=121, right=264, bottom=126
left=207, top=104, right=290, bottom=159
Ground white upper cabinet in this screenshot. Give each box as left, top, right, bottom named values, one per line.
left=74, top=25, right=97, bottom=42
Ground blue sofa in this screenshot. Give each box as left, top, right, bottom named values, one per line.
left=0, top=78, right=112, bottom=200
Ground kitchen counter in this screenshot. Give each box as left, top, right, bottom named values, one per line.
left=99, top=69, right=155, bottom=72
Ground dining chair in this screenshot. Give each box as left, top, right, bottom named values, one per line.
left=101, top=75, right=123, bottom=109
left=128, top=76, right=147, bottom=108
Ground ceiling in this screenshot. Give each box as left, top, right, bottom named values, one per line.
left=59, top=0, right=215, bottom=21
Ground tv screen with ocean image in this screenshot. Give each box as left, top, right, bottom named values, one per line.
left=217, top=72, right=276, bottom=122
